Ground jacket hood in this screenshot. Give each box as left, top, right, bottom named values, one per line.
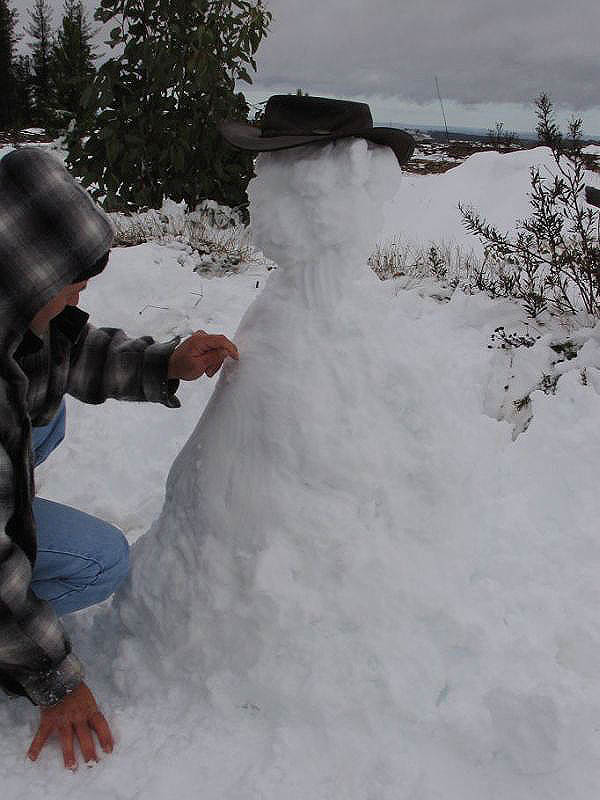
left=0, top=148, right=115, bottom=348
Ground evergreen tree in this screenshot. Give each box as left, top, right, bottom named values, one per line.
left=69, top=0, right=272, bottom=212
left=535, top=92, right=562, bottom=151
left=25, top=0, right=54, bottom=124
left=0, top=0, right=20, bottom=129
left=13, top=54, right=35, bottom=128
left=49, top=0, right=97, bottom=132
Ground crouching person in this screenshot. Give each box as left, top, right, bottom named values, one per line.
left=0, top=148, right=239, bottom=769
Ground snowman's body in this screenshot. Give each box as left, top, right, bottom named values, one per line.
left=116, top=139, right=418, bottom=726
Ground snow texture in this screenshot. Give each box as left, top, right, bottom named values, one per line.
left=2, top=141, right=600, bottom=799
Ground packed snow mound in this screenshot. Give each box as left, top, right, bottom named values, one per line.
left=115, top=138, right=401, bottom=677
left=107, top=139, right=600, bottom=796
left=386, top=145, right=596, bottom=254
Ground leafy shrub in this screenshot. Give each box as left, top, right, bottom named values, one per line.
left=460, top=94, right=600, bottom=318
left=67, top=0, right=272, bottom=213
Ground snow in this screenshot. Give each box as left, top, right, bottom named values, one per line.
left=413, top=150, right=462, bottom=162
left=1, top=141, right=600, bottom=799
left=385, top=146, right=571, bottom=257
left=0, top=140, right=67, bottom=164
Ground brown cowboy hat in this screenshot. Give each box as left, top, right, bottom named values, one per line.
left=218, top=95, right=416, bottom=167
left=585, top=185, right=600, bottom=207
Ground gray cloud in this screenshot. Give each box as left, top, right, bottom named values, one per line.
left=255, top=0, right=599, bottom=110
left=11, top=0, right=600, bottom=113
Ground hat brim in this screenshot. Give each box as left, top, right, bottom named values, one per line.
left=219, top=121, right=415, bottom=166
left=585, top=185, right=600, bottom=207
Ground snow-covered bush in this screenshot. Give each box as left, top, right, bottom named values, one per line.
left=109, top=198, right=255, bottom=274
left=195, top=199, right=243, bottom=229
left=368, top=234, right=481, bottom=287
left=110, top=208, right=166, bottom=246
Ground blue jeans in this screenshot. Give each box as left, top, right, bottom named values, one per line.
left=30, top=399, right=130, bottom=616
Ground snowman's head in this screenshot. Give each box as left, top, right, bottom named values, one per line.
left=248, top=138, right=400, bottom=273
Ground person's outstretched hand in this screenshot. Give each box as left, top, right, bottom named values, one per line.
left=27, top=681, right=113, bottom=770
left=168, top=330, right=239, bottom=381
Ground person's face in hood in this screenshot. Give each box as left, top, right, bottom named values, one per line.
left=0, top=147, right=115, bottom=346
left=29, top=279, right=89, bottom=337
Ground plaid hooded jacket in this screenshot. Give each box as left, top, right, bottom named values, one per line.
left=0, top=148, right=181, bottom=706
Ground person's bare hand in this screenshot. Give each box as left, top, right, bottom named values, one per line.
left=168, top=330, right=240, bottom=381
left=27, top=682, right=113, bottom=770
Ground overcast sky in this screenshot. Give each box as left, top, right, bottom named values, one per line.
left=12, top=0, right=600, bottom=134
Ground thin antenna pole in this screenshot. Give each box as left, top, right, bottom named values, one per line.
left=435, top=76, right=450, bottom=143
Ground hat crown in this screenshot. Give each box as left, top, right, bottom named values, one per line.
left=262, top=95, right=373, bottom=138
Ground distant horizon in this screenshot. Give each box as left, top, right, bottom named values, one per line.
left=374, top=120, right=600, bottom=142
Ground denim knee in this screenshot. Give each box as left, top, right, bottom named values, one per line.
left=31, top=498, right=132, bottom=615
left=101, top=527, right=130, bottom=596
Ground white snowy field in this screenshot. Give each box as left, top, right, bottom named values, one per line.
left=2, top=142, right=600, bottom=800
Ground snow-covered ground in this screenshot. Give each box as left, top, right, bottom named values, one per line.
left=387, top=146, right=585, bottom=254
left=2, top=142, right=600, bottom=800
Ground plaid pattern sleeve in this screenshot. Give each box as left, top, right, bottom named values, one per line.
left=66, top=323, right=181, bottom=407
left=0, top=444, right=84, bottom=706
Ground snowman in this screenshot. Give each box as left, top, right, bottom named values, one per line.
left=115, top=96, right=415, bottom=707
